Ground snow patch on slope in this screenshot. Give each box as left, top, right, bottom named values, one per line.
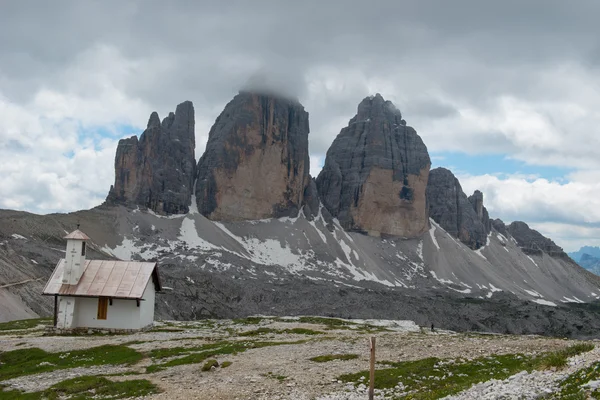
left=523, top=289, right=543, bottom=298
left=562, top=296, right=585, bottom=304
left=428, top=219, right=440, bottom=251
left=430, top=271, right=454, bottom=285
left=308, top=219, right=328, bottom=244
left=417, top=241, right=424, bottom=261
left=473, top=233, right=493, bottom=260
left=486, top=283, right=503, bottom=299
left=532, top=299, right=557, bottom=307
left=147, top=209, right=186, bottom=219
left=526, top=255, right=539, bottom=268
left=179, top=218, right=220, bottom=251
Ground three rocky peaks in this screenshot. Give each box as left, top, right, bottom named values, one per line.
left=105, top=91, right=563, bottom=253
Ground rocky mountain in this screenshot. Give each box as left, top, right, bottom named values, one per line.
left=569, top=246, right=600, bottom=263
left=468, top=190, right=492, bottom=233
left=106, top=101, right=196, bottom=215
left=2, top=91, right=600, bottom=338
left=316, top=94, right=430, bottom=238
left=507, top=221, right=569, bottom=258
left=492, top=218, right=509, bottom=238
left=195, top=91, right=310, bottom=221
left=578, top=254, right=600, bottom=275
left=426, top=168, right=490, bottom=249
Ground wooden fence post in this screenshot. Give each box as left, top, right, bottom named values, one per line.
left=369, top=336, right=376, bottom=400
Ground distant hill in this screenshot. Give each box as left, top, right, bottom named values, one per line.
left=578, top=253, right=600, bottom=276
left=569, top=246, right=600, bottom=263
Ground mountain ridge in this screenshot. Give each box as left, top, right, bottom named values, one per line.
left=569, top=246, right=600, bottom=263
left=2, top=91, right=599, bottom=338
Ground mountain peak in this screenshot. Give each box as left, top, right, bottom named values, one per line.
left=316, top=95, right=429, bottom=237
left=147, top=112, right=160, bottom=128
left=356, top=93, right=402, bottom=122
left=105, top=101, right=196, bottom=214
left=508, top=221, right=567, bottom=258
left=194, top=91, right=310, bottom=220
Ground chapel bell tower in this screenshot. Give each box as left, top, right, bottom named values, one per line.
left=62, top=226, right=90, bottom=285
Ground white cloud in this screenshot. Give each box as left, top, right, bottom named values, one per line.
left=309, top=156, right=323, bottom=179
left=0, top=45, right=157, bottom=213
left=458, top=172, right=600, bottom=251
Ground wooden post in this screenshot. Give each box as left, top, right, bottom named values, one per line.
left=53, top=295, right=58, bottom=327
left=369, top=336, right=376, bottom=400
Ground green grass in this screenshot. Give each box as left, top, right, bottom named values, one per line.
left=542, top=360, right=600, bottom=399
left=537, top=343, right=595, bottom=370
left=0, top=375, right=159, bottom=399
left=310, top=354, right=359, bottom=363
left=0, top=345, right=144, bottom=380
left=232, top=317, right=264, bottom=325
left=239, top=327, right=278, bottom=336
left=146, top=340, right=307, bottom=373
left=0, top=318, right=51, bottom=332
left=148, top=341, right=228, bottom=360
left=0, top=330, right=36, bottom=337
left=121, top=340, right=146, bottom=346
left=201, top=359, right=219, bottom=371
left=297, top=316, right=352, bottom=328
left=286, top=328, right=324, bottom=335
left=239, top=327, right=324, bottom=336
left=292, top=316, right=388, bottom=332
left=338, top=343, right=595, bottom=399
left=562, top=343, right=595, bottom=358
left=263, top=372, right=287, bottom=381
left=102, top=371, right=143, bottom=377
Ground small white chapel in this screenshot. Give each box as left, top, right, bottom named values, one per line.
left=43, top=228, right=161, bottom=331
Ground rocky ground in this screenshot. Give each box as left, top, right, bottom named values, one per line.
left=1, top=317, right=600, bottom=399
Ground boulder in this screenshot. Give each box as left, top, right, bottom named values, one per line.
left=316, top=94, right=430, bottom=237
left=106, top=101, right=196, bottom=214
left=195, top=91, right=310, bottom=220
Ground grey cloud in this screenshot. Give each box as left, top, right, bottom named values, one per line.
left=403, top=97, right=459, bottom=119
left=3, top=0, right=600, bottom=230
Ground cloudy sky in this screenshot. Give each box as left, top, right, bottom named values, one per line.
left=1, top=0, right=600, bottom=251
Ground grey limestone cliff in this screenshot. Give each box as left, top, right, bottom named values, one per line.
left=508, top=221, right=569, bottom=258
left=106, top=101, right=196, bottom=214
left=468, top=190, right=492, bottom=233
left=195, top=91, right=310, bottom=221
left=427, top=167, right=489, bottom=249
left=316, top=94, right=430, bottom=237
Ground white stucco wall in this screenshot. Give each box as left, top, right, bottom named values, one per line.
left=66, top=280, right=156, bottom=330
left=139, top=282, right=155, bottom=327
